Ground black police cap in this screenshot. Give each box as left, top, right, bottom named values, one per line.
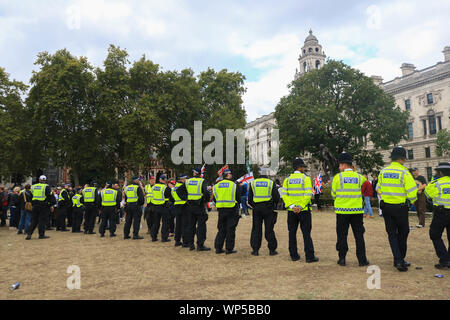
left=390, top=146, right=407, bottom=160
left=292, top=157, right=306, bottom=169
left=338, top=152, right=353, bottom=164
left=435, top=162, right=450, bottom=171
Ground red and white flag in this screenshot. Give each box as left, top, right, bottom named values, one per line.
left=237, top=172, right=254, bottom=184
left=217, top=164, right=229, bottom=177
left=200, top=164, right=206, bottom=178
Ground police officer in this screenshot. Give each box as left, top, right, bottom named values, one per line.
left=99, top=182, right=121, bottom=238
left=176, top=168, right=211, bottom=251
left=281, top=158, right=319, bottom=263
left=424, top=162, right=450, bottom=269
left=212, top=169, right=241, bottom=254
left=144, top=175, right=156, bottom=234
left=331, top=152, right=370, bottom=267
left=26, top=175, right=56, bottom=240
left=249, top=173, right=280, bottom=256
left=71, top=188, right=84, bottom=233
left=150, top=174, right=173, bottom=242
left=82, top=181, right=99, bottom=234
left=124, top=177, right=145, bottom=240
left=56, top=183, right=71, bottom=231
left=378, top=146, right=418, bottom=271
left=172, top=174, right=188, bottom=247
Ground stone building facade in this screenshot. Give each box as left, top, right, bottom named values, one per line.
left=245, top=30, right=450, bottom=181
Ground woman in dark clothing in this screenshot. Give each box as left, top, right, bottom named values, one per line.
left=9, top=187, right=21, bottom=228
left=18, top=185, right=33, bottom=234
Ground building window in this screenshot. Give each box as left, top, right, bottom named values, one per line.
left=405, top=99, right=411, bottom=111
left=429, top=115, right=437, bottom=135
left=408, top=123, right=413, bottom=139
left=309, top=48, right=312, bottom=53
left=315, top=47, right=319, bottom=52
left=426, top=167, right=433, bottom=182
left=427, top=93, right=434, bottom=104
left=407, top=149, right=414, bottom=160
left=303, top=62, right=307, bottom=72
left=422, top=120, right=427, bottom=136
left=437, top=116, right=442, bottom=131
left=425, top=147, right=431, bottom=158
left=316, top=60, right=320, bottom=69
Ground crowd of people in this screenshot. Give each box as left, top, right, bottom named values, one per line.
left=1, top=146, right=449, bottom=271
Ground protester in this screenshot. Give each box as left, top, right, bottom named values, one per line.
left=362, top=175, right=373, bottom=218
left=411, top=168, right=427, bottom=228
left=313, top=173, right=324, bottom=211
left=0, top=187, right=8, bottom=227
left=18, top=185, right=33, bottom=234
left=8, top=187, right=21, bottom=228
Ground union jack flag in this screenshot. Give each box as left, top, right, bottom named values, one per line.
left=313, top=173, right=323, bottom=195
left=200, top=164, right=206, bottom=178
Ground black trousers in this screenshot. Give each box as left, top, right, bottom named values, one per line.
left=314, top=194, right=322, bottom=210
left=27, top=204, right=50, bottom=237
left=185, top=204, right=208, bottom=247
left=0, top=206, right=7, bottom=226
left=174, top=204, right=187, bottom=243
left=336, top=214, right=367, bottom=262
left=382, top=203, right=410, bottom=264
left=144, top=205, right=153, bottom=233
left=150, top=205, right=170, bottom=241
left=124, top=204, right=143, bottom=237
left=99, top=206, right=117, bottom=235
left=72, top=207, right=84, bottom=232
left=287, top=210, right=315, bottom=259
left=83, top=203, right=97, bottom=232
left=214, top=208, right=240, bottom=251
left=429, top=208, right=450, bottom=263
left=56, top=206, right=68, bottom=230
left=67, top=206, right=73, bottom=227
left=168, top=206, right=175, bottom=234
left=250, top=205, right=278, bottom=252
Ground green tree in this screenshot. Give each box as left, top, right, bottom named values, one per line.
left=0, top=67, right=38, bottom=183
left=27, top=49, right=99, bottom=186
left=275, top=60, right=408, bottom=175
left=436, top=129, right=450, bottom=157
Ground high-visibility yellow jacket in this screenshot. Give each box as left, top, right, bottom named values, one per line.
left=213, top=180, right=237, bottom=208
left=331, top=170, right=365, bottom=214
left=424, top=176, right=450, bottom=209
left=281, top=172, right=313, bottom=212
left=172, top=182, right=187, bottom=206
left=378, top=162, right=418, bottom=204
left=145, top=184, right=153, bottom=204
left=250, top=178, right=273, bottom=203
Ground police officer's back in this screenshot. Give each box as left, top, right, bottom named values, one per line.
left=424, top=162, right=450, bottom=269
left=26, top=175, right=56, bottom=240
left=82, top=181, right=100, bottom=234
left=378, top=146, right=418, bottom=271
left=212, top=169, right=241, bottom=254
left=248, top=174, right=280, bottom=256
left=123, top=177, right=145, bottom=240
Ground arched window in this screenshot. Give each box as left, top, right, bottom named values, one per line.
left=308, top=48, right=312, bottom=53
left=303, top=62, right=307, bottom=72
left=316, top=60, right=321, bottom=69
left=315, top=47, right=319, bottom=52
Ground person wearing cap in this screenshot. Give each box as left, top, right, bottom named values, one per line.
left=378, top=146, right=418, bottom=272
left=424, top=162, right=450, bottom=269
left=331, top=152, right=370, bottom=267
left=56, top=183, right=71, bottom=232
left=248, top=173, right=280, bottom=256
left=411, top=168, right=428, bottom=228
left=175, top=168, right=211, bottom=251
left=144, top=175, right=156, bottom=235
left=71, top=188, right=84, bottom=233
left=82, top=181, right=100, bottom=234
left=150, top=174, right=173, bottom=242
left=281, top=158, right=319, bottom=263
left=123, top=177, right=145, bottom=240
left=172, top=174, right=188, bottom=247
left=99, top=182, right=121, bottom=237
left=26, top=175, right=56, bottom=240
left=212, top=169, right=241, bottom=254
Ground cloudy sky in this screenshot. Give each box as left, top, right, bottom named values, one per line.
left=1, top=0, right=449, bottom=121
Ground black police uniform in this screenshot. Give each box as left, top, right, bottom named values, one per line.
left=84, top=187, right=100, bottom=234
left=248, top=178, right=280, bottom=254
left=151, top=185, right=174, bottom=242
left=173, top=181, right=188, bottom=246
left=176, top=176, right=211, bottom=250
left=27, top=184, right=56, bottom=239
left=123, top=183, right=145, bottom=239
left=56, top=188, right=70, bottom=231
left=72, top=194, right=84, bottom=233
left=213, top=179, right=241, bottom=253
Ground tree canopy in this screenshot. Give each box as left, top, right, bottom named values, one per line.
left=274, top=60, right=409, bottom=175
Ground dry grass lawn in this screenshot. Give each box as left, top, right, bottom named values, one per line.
left=1, top=207, right=449, bottom=300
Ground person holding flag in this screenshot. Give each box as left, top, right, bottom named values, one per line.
left=313, top=173, right=324, bottom=211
